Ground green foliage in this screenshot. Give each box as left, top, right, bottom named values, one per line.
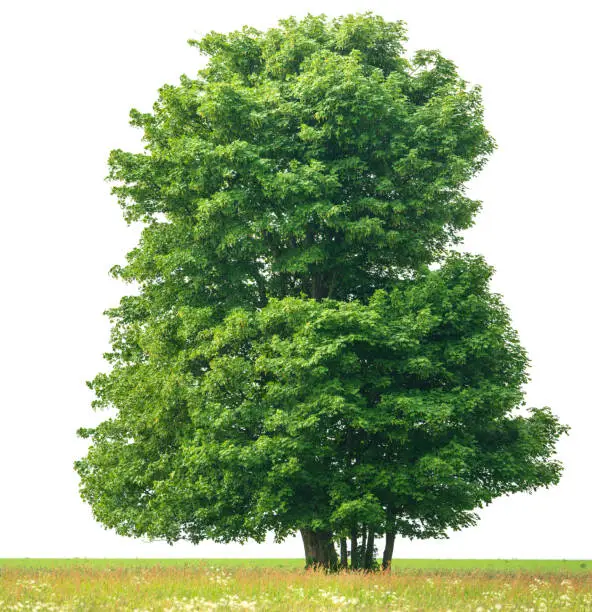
left=107, top=12, right=493, bottom=307
left=75, top=13, right=566, bottom=562
left=76, top=254, right=566, bottom=546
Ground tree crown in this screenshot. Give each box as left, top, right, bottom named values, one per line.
left=75, top=14, right=565, bottom=564
left=109, top=12, right=494, bottom=313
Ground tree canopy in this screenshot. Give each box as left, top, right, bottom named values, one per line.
left=107, top=12, right=492, bottom=306
left=75, top=13, right=567, bottom=569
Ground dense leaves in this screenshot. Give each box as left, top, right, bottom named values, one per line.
left=76, top=255, right=566, bottom=551
left=107, top=13, right=492, bottom=308
left=75, top=13, right=566, bottom=568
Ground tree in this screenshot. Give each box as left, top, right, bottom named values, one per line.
left=75, top=13, right=566, bottom=569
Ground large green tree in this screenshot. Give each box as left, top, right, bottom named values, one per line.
left=75, top=13, right=566, bottom=569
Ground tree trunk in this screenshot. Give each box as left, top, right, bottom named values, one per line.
left=340, top=537, right=348, bottom=569
left=311, top=273, right=328, bottom=301
left=300, top=528, right=338, bottom=570
left=350, top=529, right=359, bottom=569
left=364, top=530, right=375, bottom=569
left=360, top=527, right=367, bottom=567
left=382, top=532, right=395, bottom=571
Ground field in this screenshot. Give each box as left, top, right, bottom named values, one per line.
left=1, top=558, right=591, bottom=610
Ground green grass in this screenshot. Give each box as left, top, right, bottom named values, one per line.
left=0, top=558, right=299, bottom=570
left=1, top=558, right=590, bottom=572
left=1, top=560, right=591, bottom=611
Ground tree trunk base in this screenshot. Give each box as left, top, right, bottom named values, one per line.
left=301, top=528, right=338, bottom=571
left=382, top=532, right=395, bottom=571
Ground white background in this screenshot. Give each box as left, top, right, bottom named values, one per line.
left=0, top=0, right=590, bottom=559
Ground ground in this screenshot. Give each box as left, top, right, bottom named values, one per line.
left=1, top=559, right=591, bottom=610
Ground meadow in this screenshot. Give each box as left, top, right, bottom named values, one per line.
left=1, top=558, right=591, bottom=611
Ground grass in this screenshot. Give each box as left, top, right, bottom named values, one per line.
left=1, top=559, right=591, bottom=610
left=2, top=558, right=590, bottom=572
